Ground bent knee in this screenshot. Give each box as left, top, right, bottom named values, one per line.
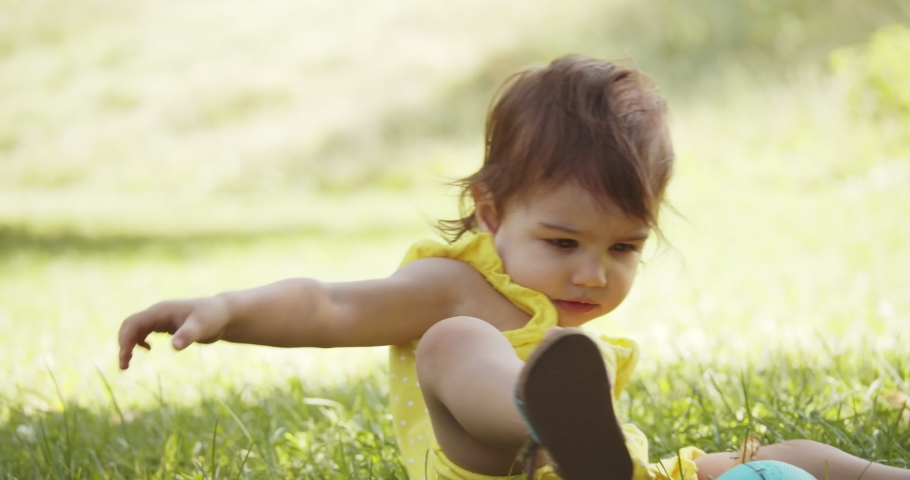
left=416, top=317, right=497, bottom=380
left=417, top=317, right=492, bottom=361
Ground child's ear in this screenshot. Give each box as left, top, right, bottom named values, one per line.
left=471, top=186, right=500, bottom=234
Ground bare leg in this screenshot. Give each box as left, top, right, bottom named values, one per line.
left=695, top=440, right=910, bottom=480
left=416, top=316, right=532, bottom=475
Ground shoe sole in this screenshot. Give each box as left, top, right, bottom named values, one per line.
left=516, top=328, right=634, bottom=480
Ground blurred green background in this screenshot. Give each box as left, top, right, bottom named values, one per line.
left=1, top=0, right=909, bottom=475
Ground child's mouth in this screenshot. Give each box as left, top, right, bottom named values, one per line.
left=552, top=300, right=597, bottom=314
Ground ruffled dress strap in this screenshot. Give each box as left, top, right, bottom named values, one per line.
left=400, top=233, right=559, bottom=349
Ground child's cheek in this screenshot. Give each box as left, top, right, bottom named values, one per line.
left=529, top=259, right=564, bottom=293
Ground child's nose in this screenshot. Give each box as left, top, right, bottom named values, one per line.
left=571, top=260, right=607, bottom=288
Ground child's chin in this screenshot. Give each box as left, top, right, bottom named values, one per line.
left=555, top=313, right=596, bottom=328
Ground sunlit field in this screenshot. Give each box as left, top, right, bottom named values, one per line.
left=2, top=0, right=909, bottom=478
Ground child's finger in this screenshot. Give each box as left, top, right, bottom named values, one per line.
left=119, top=336, right=139, bottom=369
left=118, top=307, right=173, bottom=368
left=118, top=315, right=143, bottom=369
left=171, top=314, right=204, bottom=351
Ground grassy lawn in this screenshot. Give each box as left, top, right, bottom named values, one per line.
left=1, top=0, right=909, bottom=478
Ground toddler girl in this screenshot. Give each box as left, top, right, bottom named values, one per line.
left=118, top=55, right=910, bottom=480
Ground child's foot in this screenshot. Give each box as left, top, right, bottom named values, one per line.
left=515, top=328, right=634, bottom=480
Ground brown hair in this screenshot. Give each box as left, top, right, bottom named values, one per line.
left=437, top=55, right=674, bottom=242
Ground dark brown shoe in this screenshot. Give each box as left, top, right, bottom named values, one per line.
left=514, top=328, right=634, bottom=480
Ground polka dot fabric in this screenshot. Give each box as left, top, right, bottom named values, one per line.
left=390, top=233, right=704, bottom=479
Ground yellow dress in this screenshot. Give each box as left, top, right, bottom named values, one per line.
left=389, top=233, right=704, bottom=480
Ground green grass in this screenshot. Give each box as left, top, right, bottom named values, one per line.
left=2, top=342, right=908, bottom=478
left=2, top=0, right=909, bottom=478
left=2, top=369, right=403, bottom=478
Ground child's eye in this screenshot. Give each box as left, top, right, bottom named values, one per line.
left=610, top=243, right=637, bottom=253
left=548, top=239, right=578, bottom=249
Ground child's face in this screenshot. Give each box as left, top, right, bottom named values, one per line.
left=477, top=182, right=649, bottom=327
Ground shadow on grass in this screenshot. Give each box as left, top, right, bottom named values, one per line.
left=0, top=223, right=415, bottom=262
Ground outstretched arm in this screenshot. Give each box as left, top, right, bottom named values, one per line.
left=118, top=257, right=469, bottom=369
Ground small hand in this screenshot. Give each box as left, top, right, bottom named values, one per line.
left=118, top=296, right=231, bottom=369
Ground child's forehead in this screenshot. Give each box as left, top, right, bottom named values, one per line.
left=511, top=182, right=617, bottom=212
left=507, top=183, right=647, bottom=231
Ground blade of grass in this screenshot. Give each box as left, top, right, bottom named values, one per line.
left=45, top=366, right=73, bottom=474
left=194, top=460, right=211, bottom=480
left=216, top=398, right=252, bottom=444
left=211, top=420, right=219, bottom=480
left=216, top=397, right=276, bottom=478
left=233, top=440, right=254, bottom=480
left=89, top=449, right=109, bottom=480
left=94, top=363, right=130, bottom=447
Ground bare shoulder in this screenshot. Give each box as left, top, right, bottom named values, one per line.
left=323, top=256, right=495, bottom=346
left=395, top=256, right=483, bottom=282
left=393, top=257, right=487, bottom=304
left=394, top=256, right=521, bottom=329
